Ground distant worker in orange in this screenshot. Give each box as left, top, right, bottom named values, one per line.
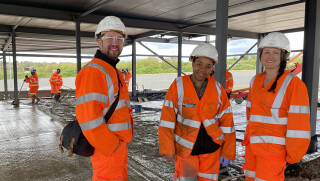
left=75, top=16, right=133, bottom=181
left=121, top=68, right=132, bottom=89
left=159, top=43, right=236, bottom=181
left=49, top=69, right=59, bottom=101
left=242, top=32, right=311, bottom=181
left=24, top=68, right=40, bottom=104
left=225, top=69, right=233, bottom=99
left=210, top=66, right=234, bottom=99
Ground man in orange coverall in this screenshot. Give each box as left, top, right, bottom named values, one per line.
left=24, top=68, right=40, bottom=104
left=75, top=16, right=133, bottom=181
left=159, top=43, right=236, bottom=181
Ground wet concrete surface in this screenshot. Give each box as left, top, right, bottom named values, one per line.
left=1, top=96, right=319, bottom=181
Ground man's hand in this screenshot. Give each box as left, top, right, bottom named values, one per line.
left=220, top=156, right=231, bottom=167
left=164, top=154, right=176, bottom=163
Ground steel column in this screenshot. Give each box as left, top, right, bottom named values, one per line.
left=302, top=0, right=320, bottom=153
left=75, top=20, right=81, bottom=73
left=2, top=51, right=8, bottom=99
left=132, top=39, right=137, bottom=98
left=177, top=32, right=182, bottom=77
left=12, top=27, right=19, bottom=105
left=256, top=34, right=263, bottom=74
left=215, top=0, right=229, bottom=88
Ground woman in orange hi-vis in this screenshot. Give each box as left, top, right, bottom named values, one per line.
left=75, top=16, right=133, bottom=181
left=24, top=68, right=40, bottom=104
left=159, top=43, right=236, bottom=181
left=242, top=32, right=311, bottom=181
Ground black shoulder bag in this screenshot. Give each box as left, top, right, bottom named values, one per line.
left=59, top=69, right=121, bottom=157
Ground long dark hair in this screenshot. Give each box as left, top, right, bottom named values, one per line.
left=260, top=50, right=288, bottom=93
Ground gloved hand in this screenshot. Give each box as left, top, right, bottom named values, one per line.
left=220, top=156, right=230, bottom=167
left=25, top=75, right=28, bottom=78
left=24, top=79, right=26, bottom=82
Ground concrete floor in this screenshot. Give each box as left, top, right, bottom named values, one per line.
left=0, top=100, right=93, bottom=181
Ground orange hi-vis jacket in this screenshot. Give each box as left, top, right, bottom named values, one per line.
left=75, top=58, right=133, bottom=156
left=159, top=75, right=236, bottom=160
left=243, top=70, right=310, bottom=163
left=124, top=71, right=132, bottom=89
left=226, top=69, right=233, bottom=93
left=57, top=74, right=63, bottom=90
left=25, top=74, right=39, bottom=88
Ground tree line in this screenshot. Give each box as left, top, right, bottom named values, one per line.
left=0, top=55, right=301, bottom=80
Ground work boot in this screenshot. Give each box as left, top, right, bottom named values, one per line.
left=34, top=95, right=41, bottom=104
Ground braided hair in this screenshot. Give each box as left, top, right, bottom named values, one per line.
left=260, top=50, right=288, bottom=93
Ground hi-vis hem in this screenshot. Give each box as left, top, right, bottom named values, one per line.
left=176, top=176, right=197, bottom=181
left=198, top=172, right=218, bottom=180
left=244, top=169, right=255, bottom=178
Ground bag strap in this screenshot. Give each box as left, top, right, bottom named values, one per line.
left=104, top=68, right=121, bottom=123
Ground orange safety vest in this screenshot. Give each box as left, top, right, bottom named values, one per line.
left=226, top=70, right=233, bottom=93
left=25, top=74, right=39, bottom=88
left=159, top=75, right=236, bottom=160
left=75, top=58, right=133, bottom=156
left=123, top=71, right=132, bottom=89
left=243, top=70, right=310, bottom=163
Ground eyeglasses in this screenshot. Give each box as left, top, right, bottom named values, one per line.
left=101, top=36, right=125, bottom=43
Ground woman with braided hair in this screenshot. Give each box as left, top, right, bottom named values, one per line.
left=242, top=32, right=311, bottom=181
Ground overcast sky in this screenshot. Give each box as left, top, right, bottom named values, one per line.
left=8, top=31, right=304, bottom=63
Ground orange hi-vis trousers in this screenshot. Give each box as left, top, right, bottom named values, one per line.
left=174, top=148, right=221, bottom=181
left=243, top=144, right=287, bottom=181
left=91, top=141, right=128, bottom=181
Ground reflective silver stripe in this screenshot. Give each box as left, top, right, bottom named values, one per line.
left=250, top=115, right=288, bottom=125
left=164, top=100, right=175, bottom=108
left=255, top=177, right=266, bottom=181
left=250, top=136, right=285, bottom=145
left=115, top=99, right=127, bottom=110
left=29, top=84, right=39, bottom=86
left=246, top=101, right=251, bottom=108
left=227, top=86, right=233, bottom=89
left=215, top=133, right=225, bottom=140
left=198, top=172, right=218, bottom=180
left=289, top=105, right=310, bottom=114
left=76, top=93, right=108, bottom=105
left=177, top=114, right=200, bottom=128
left=176, top=177, right=197, bottom=181
left=126, top=100, right=131, bottom=107
left=176, top=77, right=184, bottom=114
left=272, top=73, right=294, bottom=109
left=159, top=120, right=175, bottom=129
left=84, top=62, right=115, bottom=105
left=203, top=119, right=217, bottom=127
left=287, top=130, right=311, bottom=139
left=215, top=82, right=221, bottom=105
left=220, top=126, right=235, bottom=133
left=215, top=106, right=232, bottom=119
left=107, top=121, right=132, bottom=131
left=244, top=169, right=255, bottom=178
left=174, top=134, right=193, bottom=149
left=226, top=77, right=233, bottom=81
left=80, top=116, right=104, bottom=131
left=249, top=76, right=255, bottom=88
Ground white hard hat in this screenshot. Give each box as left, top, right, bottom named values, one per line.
left=31, top=68, right=36, bottom=73
left=95, top=16, right=127, bottom=39
left=190, top=43, right=218, bottom=64
left=258, top=32, right=290, bottom=53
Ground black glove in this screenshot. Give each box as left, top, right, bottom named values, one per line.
left=24, top=79, right=26, bottom=82
left=25, top=75, right=28, bottom=78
